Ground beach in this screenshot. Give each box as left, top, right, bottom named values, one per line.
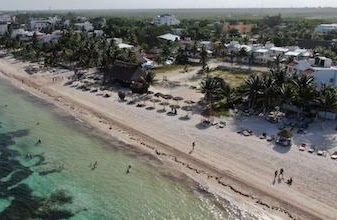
left=1, top=53, right=337, bottom=219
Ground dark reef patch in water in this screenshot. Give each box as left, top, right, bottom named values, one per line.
left=0, top=130, right=75, bottom=219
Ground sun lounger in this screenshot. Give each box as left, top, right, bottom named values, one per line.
left=317, top=150, right=324, bottom=156
left=267, top=136, right=275, bottom=142
left=308, top=149, right=315, bottom=153
left=331, top=155, right=337, bottom=160
left=242, top=130, right=250, bottom=136
left=219, top=121, right=226, bottom=126
left=299, top=146, right=306, bottom=151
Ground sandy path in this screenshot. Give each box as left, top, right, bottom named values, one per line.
left=1, top=55, right=337, bottom=220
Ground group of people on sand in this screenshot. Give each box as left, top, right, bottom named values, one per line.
left=274, top=168, right=293, bottom=186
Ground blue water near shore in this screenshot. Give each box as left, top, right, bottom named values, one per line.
left=0, top=78, right=231, bottom=219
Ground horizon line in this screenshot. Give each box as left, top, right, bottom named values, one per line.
left=2, top=7, right=337, bottom=12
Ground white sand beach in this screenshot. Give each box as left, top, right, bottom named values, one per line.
left=1, top=53, right=337, bottom=220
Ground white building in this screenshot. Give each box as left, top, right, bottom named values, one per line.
left=29, top=19, right=52, bottom=32
left=315, top=24, right=337, bottom=33
left=11, top=28, right=25, bottom=38
left=288, top=57, right=337, bottom=88
left=268, top=46, right=289, bottom=59
left=253, top=48, right=269, bottom=64
left=118, top=43, right=134, bottom=50
left=88, top=30, right=104, bottom=37
left=74, top=21, right=94, bottom=32
left=157, top=33, right=180, bottom=42
left=154, top=14, right=180, bottom=26
left=0, top=14, right=11, bottom=23
left=284, top=49, right=311, bottom=60
left=0, top=24, right=8, bottom=36
left=113, top=38, right=123, bottom=45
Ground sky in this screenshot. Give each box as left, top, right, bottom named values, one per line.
left=1, top=0, right=337, bottom=10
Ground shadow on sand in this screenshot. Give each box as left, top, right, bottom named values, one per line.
left=272, top=144, right=291, bottom=154
left=195, top=122, right=211, bottom=130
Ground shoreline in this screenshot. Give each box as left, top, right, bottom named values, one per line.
left=0, top=55, right=336, bottom=219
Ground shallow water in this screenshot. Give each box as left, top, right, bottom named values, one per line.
left=0, top=78, right=259, bottom=219
left=0, top=79, right=232, bottom=219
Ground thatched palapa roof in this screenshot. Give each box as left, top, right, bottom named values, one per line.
left=107, top=61, right=146, bottom=83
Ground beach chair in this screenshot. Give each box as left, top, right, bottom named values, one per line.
left=331, top=155, right=337, bottom=160
left=267, top=135, right=275, bottom=142
left=308, top=148, right=315, bottom=153
left=299, top=144, right=306, bottom=151
left=317, top=150, right=325, bottom=156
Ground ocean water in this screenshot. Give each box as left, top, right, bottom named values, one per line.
left=0, top=78, right=237, bottom=220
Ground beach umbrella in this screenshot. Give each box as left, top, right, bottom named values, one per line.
left=169, top=104, right=181, bottom=109
left=163, top=94, right=173, bottom=100
left=173, top=96, right=184, bottom=104
left=182, top=106, right=193, bottom=112
left=154, top=92, right=163, bottom=98
left=159, top=102, right=170, bottom=106
left=150, top=98, right=161, bottom=107
left=141, top=95, right=152, bottom=105
left=159, top=101, right=169, bottom=110
left=185, top=100, right=196, bottom=105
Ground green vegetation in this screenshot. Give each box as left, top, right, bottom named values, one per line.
left=211, top=69, right=251, bottom=87
left=200, top=66, right=337, bottom=116
left=152, top=64, right=199, bottom=74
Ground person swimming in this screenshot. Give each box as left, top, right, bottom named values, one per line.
left=91, top=161, right=98, bottom=170
left=126, top=165, right=132, bottom=174
left=35, top=139, right=42, bottom=145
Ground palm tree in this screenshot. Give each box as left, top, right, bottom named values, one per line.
left=229, top=51, right=236, bottom=66
left=200, top=45, right=208, bottom=71
left=292, top=75, right=317, bottom=116
left=238, top=47, right=248, bottom=66
left=239, top=74, right=263, bottom=108
left=199, top=76, right=222, bottom=104
left=273, top=54, right=282, bottom=71
left=257, top=74, right=277, bottom=112
left=317, top=86, right=337, bottom=114
left=143, top=71, right=156, bottom=86
left=248, top=52, right=255, bottom=71
left=279, top=84, right=296, bottom=106
left=270, top=68, right=289, bottom=87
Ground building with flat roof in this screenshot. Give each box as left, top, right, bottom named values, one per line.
left=315, top=24, right=337, bottom=33
left=154, top=14, right=180, bottom=26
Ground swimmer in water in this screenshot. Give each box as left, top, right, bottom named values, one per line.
left=126, top=164, right=132, bottom=174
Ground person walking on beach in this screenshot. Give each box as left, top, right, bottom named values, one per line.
left=189, top=142, right=195, bottom=154
left=274, top=170, right=278, bottom=179
left=287, top=177, right=293, bottom=186
left=279, top=168, right=284, bottom=179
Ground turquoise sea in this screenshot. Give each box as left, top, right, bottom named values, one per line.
left=0, top=78, right=242, bottom=219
